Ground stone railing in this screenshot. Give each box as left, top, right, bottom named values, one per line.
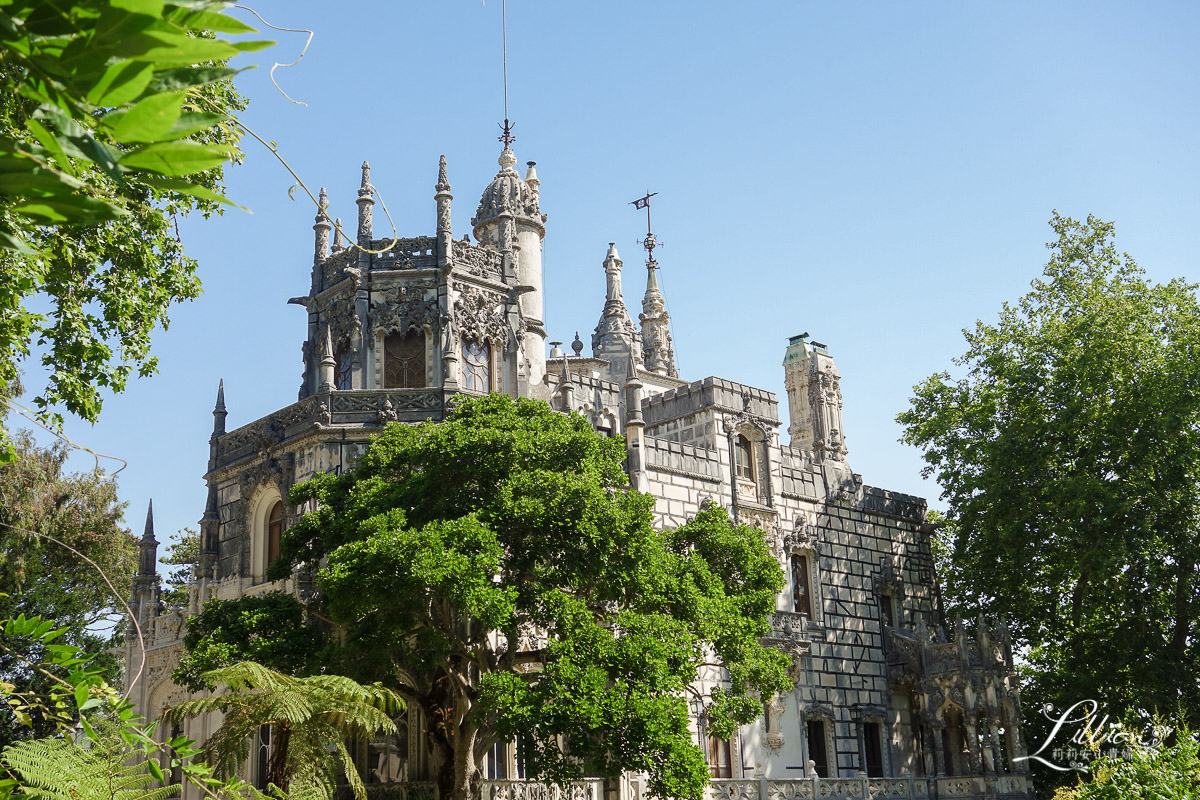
left=480, top=779, right=603, bottom=800
left=708, top=777, right=931, bottom=800
left=371, top=236, right=438, bottom=270
left=933, top=775, right=1033, bottom=799
left=362, top=782, right=439, bottom=800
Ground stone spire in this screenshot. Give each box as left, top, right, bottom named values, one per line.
left=640, top=256, right=677, bottom=377
left=356, top=161, right=374, bottom=247
left=557, top=355, right=575, bottom=412
left=137, top=500, right=158, bottom=577
left=435, top=154, right=453, bottom=260
left=592, top=243, right=643, bottom=383
left=312, top=187, right=331, bottom=296
left=318, top=324, right=336, bottom=394
left=212, top=379, right=226, bottom=436
left=332, top=218, right=345, bottom=253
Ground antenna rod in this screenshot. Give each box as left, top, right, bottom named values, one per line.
left=497, top=0, right=516, bottom=148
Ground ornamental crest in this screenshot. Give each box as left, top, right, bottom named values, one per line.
left=371, top=285, right=437, bottom=336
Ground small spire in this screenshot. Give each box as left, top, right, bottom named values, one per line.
left=498, top=147, right=517, bottom=171
left=316, top=186, right=329, bottom=217
left=356, top=161, right=374, bottom=246
left=332, top=218, right=345, bottom=252
left=313, top=187, right=332, bottom=279
left=143, top=499, right=156, bottom=542
left=572, top=332, right=584, bottom=357
left=212, top=379, right=227, bottom=436
left=436, top=154, right=451, bottom=192
left=359, top=161, right=371, bottom=192
left=560, top=356, right=573, bottom=386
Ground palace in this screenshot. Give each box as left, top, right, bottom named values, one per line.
left=126, top=143, right=1034, bottom=800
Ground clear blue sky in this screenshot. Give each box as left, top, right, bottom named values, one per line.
left=30, top=1, right=1200, bottom=548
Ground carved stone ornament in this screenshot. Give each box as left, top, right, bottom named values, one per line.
left=371, top=285, right=438, bottom=337
left=873, top=559, right=905, bottom=599
left=319, top=290, right=358, bottom=353
left=783, top=517, right=819, bottom=555
left=454, top=241, right=503, bottom=282
left=236, top=453, right=293, bottom=506
left=453, top=283, right=510, bottom=344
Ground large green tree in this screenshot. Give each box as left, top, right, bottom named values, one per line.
left=270, top=394, right=791, bottom=800
left=898, top=214, right=1200, bottom=766
left=0, top=0, right=267, bottom=461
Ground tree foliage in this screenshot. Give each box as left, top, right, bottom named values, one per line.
left=1051, top=726, right=1200, bottom=800
left=898, top=214, right=1200, bottom=763
left=0, top=427, right=134, bottom=746
left=167, top=661, right=403, bottom=800
left=0, top=614, right=270, bottom=800
left=0, top=0, right=268, bottom=461
left=159, top=526, right=198, bottom=607
left=272, top=394, right=792, bottom=800
left=173, top=591, right=323, bottom=693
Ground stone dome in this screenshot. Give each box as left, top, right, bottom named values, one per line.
left=470, top=148, right=545, bottom=242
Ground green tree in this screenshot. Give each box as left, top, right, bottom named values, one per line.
left=0, top=427, right=134, bottom=746
left=1051, top=725, right=1200, bottom=800
left=898, top=213, right=1200, bottom=784
left=159, top=526, right=198, bottom=607
left=271, top=394, right=792, bottom=800
left=173, top=591, right=324, bottom=692
left=0, top=0, right=269, bottom=461
left=167, top=661, right=403, bottom=800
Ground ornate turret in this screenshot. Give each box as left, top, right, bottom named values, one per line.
left=592, top=243, right=643, bottom=384
left=138, top=499, right=158, bottom=577
left=470, top=146, right=548, bottom=386
left=638, top=232, right=677, bottom=377
left=783, top=335, right=848, bottom=464
left=435, top=154, right=454, bottom=261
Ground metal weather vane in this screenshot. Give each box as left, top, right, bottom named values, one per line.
left=496, top=0, right=516, bottom=148
left=630, top=191, right=661, bottom=264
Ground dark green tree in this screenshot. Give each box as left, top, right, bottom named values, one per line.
left=173, top=591, right=323, bottom=693
left=272, top=394, right=792, bottom=800
left=898, top=213, right=1200, bottom=788
left=159, top=526, right=198, bottom=607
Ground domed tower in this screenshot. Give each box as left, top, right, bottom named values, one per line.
left=470, top=146, right=548, bottom=386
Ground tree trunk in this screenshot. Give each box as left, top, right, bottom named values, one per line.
left=452, top=722, right=479, bottom=800
left=268, top=720, right=293, bottom=794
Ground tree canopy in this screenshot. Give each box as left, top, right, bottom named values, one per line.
left=270, top=394, right=792, bottom=800
left=0, top=0, right=267, bottom=461
left=898, top=213, right=1200, bottom=762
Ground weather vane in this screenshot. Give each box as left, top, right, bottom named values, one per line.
left=630, top=191, right=661, bottom=265
left=496, top=0, right=516, bottom=149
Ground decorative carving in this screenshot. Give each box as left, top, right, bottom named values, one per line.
left=237, top=455, right=290, bottom=504
left=783, top=516, right=819, bottom=555
left=454, top=283, right=510, bottom=344
left=378, top=397, right=397, bottom=424
left=319, top=290, right=358, bottom=354
left=454, top=242, right=504, bottom=281
left=371, top=285, right=437, bottom=337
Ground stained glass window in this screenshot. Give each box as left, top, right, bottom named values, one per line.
left=384, top=332, right=425, bottom=388
left=461, top=339, right=491, bottom=393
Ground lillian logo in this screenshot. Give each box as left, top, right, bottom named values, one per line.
left=1015, top=700, right=1168, bottom=772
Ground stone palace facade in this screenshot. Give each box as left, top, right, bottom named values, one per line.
left=125, top=144, right=1035, bottom=800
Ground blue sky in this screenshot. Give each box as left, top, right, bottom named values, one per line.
left=28, top=1, right=1200, bottom=547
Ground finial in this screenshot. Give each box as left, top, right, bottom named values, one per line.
left=498, top=119, right=516, bottom=149
left=143, top=499, right=156, bottom=542
left=560, top=355, right=573, bottom=385
left=524, top=161, right=539, bottom=187
left=332, top=219, right=345, bottom=252
left=572, top=332, right=584, bottom=357
left=214, top=379, right=226, bottom=414
left=317, top=187, right=328, bottom=215
left=630, top=191, right=660, bottom=264
left=360, top=161, right=371, bottom=191
left=436, top=154, right=451, bottom=192
left=498, top=147, right=517, bottom=170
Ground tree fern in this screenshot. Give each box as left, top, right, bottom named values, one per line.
left=4, top=731, right=179, bottom=800
left=166, top=661, right=403, bottom=800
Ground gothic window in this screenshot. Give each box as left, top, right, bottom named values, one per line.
left=734, top=434, right=754, bottom=480
left=384, top=332, right=425, bottom=389
left=254, top=724, right=272, bottom=790
left=863, top=721, right=885, bottom=777
left=879, top=593, right=895, bottom=628
left=266, top=500, right=283, bottom=570
left=807, top=719, right=830, bottom=778
left=335, top=344, right=353, bottom=390
left=461, top=339, right=491, bottom=393
left=791, top=553, right=812, bottom=616
left=368, top=710, right=409, bottom=784
left=707, top=735, right=732, bottom=779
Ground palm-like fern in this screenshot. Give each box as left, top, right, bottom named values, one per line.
left=164, top=661, right=403, bottom=800
left=3, top=733, right=178, bottom=800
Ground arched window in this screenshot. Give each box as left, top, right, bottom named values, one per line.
left=384, top=332, right=425, bottom=388
left=734, top=434, right=754, bottom=480
left=461, top=339, right=491, bottom=393
left=266, top=500, right=283, bottom=569
left=791, top=553, right=812, bottom=616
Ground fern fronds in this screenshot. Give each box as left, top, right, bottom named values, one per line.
left=3, top=736, right=178, bottom=800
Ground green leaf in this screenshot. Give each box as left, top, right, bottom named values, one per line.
left=112, top=0, right=165, bottom=14
left=115, top=30, right=240, bottom=65
left=145, top=65, right=240, bottom=93
left=10, top=194, right=126, bottom=224
left=84, top=60, right=155, bottom=106
left=118, top=141, right=234, bottom=175
left=141, top=175, right=245, bottom=209
left=233, top=39, right=275, bottom=53
left=147, top=758, right=166, bottom=783
left=105, top=90, right=185, bottom=143
left=159, top=111, right=225, bottom=141
left=174, top=8, right=257, bottom=34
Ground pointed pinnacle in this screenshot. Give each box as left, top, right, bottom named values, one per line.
left=318, top=186, right=328, bottom=210
left=359, top=161, right=372, bottom=196
left=143, top=499, right=156, bottom=542
left=436, top=154, right=451, bottom=192
left=214, top=379, right=226, bottom=413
